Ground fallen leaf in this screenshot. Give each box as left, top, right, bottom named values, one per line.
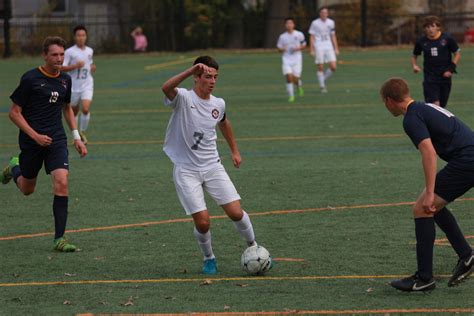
left=224, top=305, right=231, bottom=310
left=366, top=287, right=373, bottom=293
left=99, top=301, right=107, bottom=305
left=121, top=296, right=134, bottom=306
left=182, top=268, right=188, bottom=274
left=11, top=297, right=21, bottom=303
left=64, top=273, right=76, bottom=277
left=236, top=283, right=248, bottom=287
left=63, top=300, right=71, bottom=305
left=164, top=296, right=176, bottom=300
left=12, top=273, right=20, bottom=278
left=200, top=279, right=212, bottom=286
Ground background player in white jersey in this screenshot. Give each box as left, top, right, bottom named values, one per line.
left=161, top=56, right=258, bottom=275
left=277, top=17, right=306, bottom=103
left=308, top=7, right=339, bottom=93
left=62, top=25, right=96, bottom=144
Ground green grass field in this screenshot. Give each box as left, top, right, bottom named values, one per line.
left=0, top=47, right=473, bottom=315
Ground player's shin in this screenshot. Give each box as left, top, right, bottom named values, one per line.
left=415, top=217, right=436, bottom=281
left=53, top=195, right=68, bottom=239
left=80, top=112, right=90, bottom=132
left=324, top=68, right=333, bottom=80
left=434, top=207, right=472, bottom=259
left=193, top=227, right=215, bottom=260
left=233, top=211, right=256, bottom=247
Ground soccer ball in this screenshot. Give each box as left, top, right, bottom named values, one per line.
left=241, top=245, right=272, bottom=275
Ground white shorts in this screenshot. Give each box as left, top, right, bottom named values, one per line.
left=282, top=61, right=302, bottom=77
left=315, top=48, right=336, bottom=64
left=173, top=164, right=241, bottom=215
left=71, top=90, right=93, bottom=107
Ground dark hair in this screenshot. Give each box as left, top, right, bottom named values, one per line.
left=319, top=6, right=328, bottom=12
left=284, top=17, right=294, bottom=22
left=423, top=16, right=441, bottom=28
left=380, top=77, right=410, bottom=102
left=73, top=25, right=88, bottom=35
left=42, top=36, right=66, bottom=54
left=193, top=56, right=219, bottom=70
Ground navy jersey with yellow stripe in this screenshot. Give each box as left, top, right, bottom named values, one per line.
left=10, top=67, right=72, bottom=147
left=413, top=33, right=459, bottom=82
left=403, top=101, right=474, bottom=166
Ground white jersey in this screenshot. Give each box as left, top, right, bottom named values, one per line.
left=308, top=18, right=335, bottom=50
left=63, top=45, right=94, bottom=93
left=163, top=88, right=226, bottom=171
left=277, top=30, right=306, bottom=64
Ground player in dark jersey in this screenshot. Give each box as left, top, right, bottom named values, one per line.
left=412, top=16, right=461, bottom=108
left=0, top=36, right=87, bottom=252
left=380, top=77, right=473, bottom=292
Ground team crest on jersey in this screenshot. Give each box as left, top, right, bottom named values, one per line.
left=440, top=39, right=446, bottom=46
left=211, top=109, right=220, bottom=119
left=61, top=79, right=67, bottom=89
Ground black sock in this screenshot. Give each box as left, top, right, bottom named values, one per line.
left=11, top=166, right=21, bottom=183
left=434, top=207, right=472, bottom=259
left=415, top=217, right=436, bottom=281
left=53, top=195, right=68, bottom=239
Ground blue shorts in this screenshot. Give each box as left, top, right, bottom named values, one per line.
left=423, top=80, right=452, bottom=108
left=19, top=141, right=69, bottom=179
left=435, top=162, right=474, bottom=202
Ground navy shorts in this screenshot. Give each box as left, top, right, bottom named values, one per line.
left=423, top=80, right=452, bottom=108
left=19, top=141, right=69, bottom=179
left=435, top=162, right=474, bottom=202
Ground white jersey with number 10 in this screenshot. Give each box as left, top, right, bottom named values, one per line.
left=308, top=18, right=335, bottom=50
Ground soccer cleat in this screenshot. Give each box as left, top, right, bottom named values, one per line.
left=79, top=131, right=88, bottom=145
left=448, top=251, right=473, bottom=287
left=390, top=273, right=436, bottom=292
left=54, top=237, right=76, bottom=252
left=1, top=156, right=19, bottom=184
left=288, top=96, right=295, bottom=103
left=202, top=258, right=217, bottom=275
left=298, top=86, right=304, bottom=97
left=320, top=87, right=328, bottom=93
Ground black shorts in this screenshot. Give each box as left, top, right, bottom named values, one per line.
left=435, top=162, right=474, bottom=202
left=19, top=141, right=69, bottom=179
left=423, top=80, right=452, bottom=108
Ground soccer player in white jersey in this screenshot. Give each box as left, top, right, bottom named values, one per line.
left=161, top=56, right=259, bottom=275
left=277, top=17, right=306, bottom=103
left=62, top=25, right=96, bottom=144
left=308, top=7, right=339, bottom=93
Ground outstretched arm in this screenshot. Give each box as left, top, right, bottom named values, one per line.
left=161, top=63, right=211, bottom=101
left=9, top=103, right=52, bottom=146
left=418, top=138, right=437, bottom=213
left=63, top=103, right=87, bottom=158
left=218, top=117, right=241, bottom=168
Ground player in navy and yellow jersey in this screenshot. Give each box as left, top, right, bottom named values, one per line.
left=1, top=36, right=87, bottom=252
left=412, top=16, right=461, bottom=108
left=380, top=78, right=473, bottom=292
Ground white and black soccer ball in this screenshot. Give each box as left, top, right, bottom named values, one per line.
left=241, top=245, right=272, bottom=275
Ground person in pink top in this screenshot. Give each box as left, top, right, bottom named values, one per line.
left=131, top=26, right=148, bottom=52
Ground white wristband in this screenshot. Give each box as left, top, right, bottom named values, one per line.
left=72, top=129, right=81, bottom=141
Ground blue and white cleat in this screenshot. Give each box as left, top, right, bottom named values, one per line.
left=202, top=258, right=217, bottom=275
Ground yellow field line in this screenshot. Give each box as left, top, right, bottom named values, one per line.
left=1, top=198, right=473, bottom=242
left=144, top=56, right=197, bottom=71
left=0, top=133, right=405, bottom=148
left=76, top=308, right=474, bottom=315
left=0, top=274, right=452, bottom=288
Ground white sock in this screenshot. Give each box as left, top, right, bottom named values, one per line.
left=80, top=112, right=90, bottom=132
left=233, top=211, right=256, bottom=247
left=324, top=68, right=333, bottom=80
left=193, top=227, right=215, bottom=260
left=286, top=83, right=294, bottom=97
left=297, top=79, right=302, bottom=87
left=317, top=71, right=325, bottom=88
